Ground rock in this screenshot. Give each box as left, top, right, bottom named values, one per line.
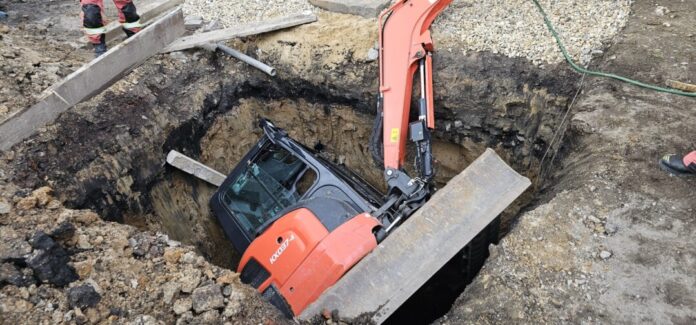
left=162, top=282, right=181, bottom=304
left=180, top=252, right=197, bottom=264
left=309, top=0, right=390, bottom=18
left=129, top=233, right=153, bottom=258
left=222, top=289, right=245, bottom=318
left=26, top=232, right=79, bottom=287
left=0, top=262, right=35, bottom=287
left=77, top=234, right=93, bottom=249
left=0, top=200, right=11, bottom=214
left=173, top=297, right=192, bottom=315
left=176, top=312, right=194, bottom=325
left=50, top=222, right=76, bottom=243
left=67, top=284, right=102, bottom=309
left=222, top=285, right=232, bottom=297
left=46, top=200, right=62, bottom=210
left=164, top=247, right=185, bottom=264
left=128, top=315, right=158, bottom=325
left=73, top=259, right=94, bottom=279
left=16, top=196, right=37, bottom=210
left=0, top=227, right=32, bottom=261
left=599, top=250, right=612, bottom=260
left=179, top=268, right=202, bottom=293
left=74, top=307, right=88, bottom=324
left=191, top=284, right=224, bottom=313
left=74, top=211, right=99, bottom=225
left=654, top=6, right=669, bottom=16
left=32, top=186, right=53, bottom=206
left=366, top=47, right=379, bottom=61
left=215, top=271, right=238, bottom=285
left=195, top=310, right=220, bottom=324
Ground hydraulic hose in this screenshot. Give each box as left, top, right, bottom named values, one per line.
left=531, top=0, right=696, bottom=97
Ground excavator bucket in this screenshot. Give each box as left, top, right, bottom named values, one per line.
left=299, top=148, right=531, bottom=323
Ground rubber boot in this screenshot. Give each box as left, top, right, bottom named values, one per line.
left=659, top=153, right=696, bottom=176
left=122, top=27, right=136, bottom=38
left=93, top=40, right=107, bottom=58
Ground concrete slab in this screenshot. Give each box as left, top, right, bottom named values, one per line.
left=309, top=0, right=391, bottom=18
left=166, top=150, right=226, bottom=187
left=0, top=8, right=185, bottom=152
left=162, top=13, right=317, bottom=53
left=300, top=149, right=531, bottom=323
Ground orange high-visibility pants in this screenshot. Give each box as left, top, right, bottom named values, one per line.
left=80, top=0, right=142, bottom=44
left=684, top=151, right=696, bottom=168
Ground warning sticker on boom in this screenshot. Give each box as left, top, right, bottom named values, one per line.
left=390, top=128, right=400, bottom=143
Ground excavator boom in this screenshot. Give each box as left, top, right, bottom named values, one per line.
left=378, top=0, right=451, bottom=171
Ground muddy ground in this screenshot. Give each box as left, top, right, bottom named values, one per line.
left=1, top=0, right=695, bottom=324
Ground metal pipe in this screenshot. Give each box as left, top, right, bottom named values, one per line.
left=215, top=43, right=277, bottom=77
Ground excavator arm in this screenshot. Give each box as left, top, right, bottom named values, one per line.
left=370, top=0, right=453, bottom=232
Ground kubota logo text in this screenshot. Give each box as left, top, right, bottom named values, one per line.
left=270, top=234, right=296, bottom=264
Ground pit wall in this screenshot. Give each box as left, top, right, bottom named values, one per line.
left=6, top=12, right=578, bottom=268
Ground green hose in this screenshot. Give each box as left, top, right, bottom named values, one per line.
left=531, top=0, right=696, bottom=97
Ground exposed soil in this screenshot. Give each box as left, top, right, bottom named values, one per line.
left=0, top=0, right=88, bottom=120
left=437, top=1, right=696, bottom=323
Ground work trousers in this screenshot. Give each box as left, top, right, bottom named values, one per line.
left=81, top=0, right=142, bottom=44
left=684, top=151, right=696, bottom=167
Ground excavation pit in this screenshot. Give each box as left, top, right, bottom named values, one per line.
left=5, top=49, right=578, bottom=323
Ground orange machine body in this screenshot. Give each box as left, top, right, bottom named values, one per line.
left=379, top=0, right=453, bottom=170
left=237, top=208, right=380, bottom=315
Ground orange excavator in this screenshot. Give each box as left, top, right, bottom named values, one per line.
left=203, top=0, right=530, bottom=321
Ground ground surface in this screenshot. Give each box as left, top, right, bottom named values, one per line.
left=437, top=1, right=696, bottom=324
left=1, top=0, right=695, bottom=324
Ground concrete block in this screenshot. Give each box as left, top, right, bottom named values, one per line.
left=166, top=150, right=226, bottom=187
left=309, top=0, right=391, bottom=18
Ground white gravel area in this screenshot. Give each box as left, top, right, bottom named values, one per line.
left=183, top=0, right=315, bottom=28
left=435, top=0, right=632, bottom=66
left=183, top=0, right=631, bottom=66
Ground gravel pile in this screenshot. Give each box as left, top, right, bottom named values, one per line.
left=435, top=0, right=632, bottom=66
left=183, top=0, right=315, bottom=28
left=183, top=0, right=630, bottom=66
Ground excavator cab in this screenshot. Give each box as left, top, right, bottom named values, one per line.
left=210, top=119, right=384, bottom=316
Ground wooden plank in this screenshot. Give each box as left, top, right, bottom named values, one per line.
left=0, top=8, right=185, bottom=152
left=80, top=0, right=184, bottom=45
left=162, top=13, right=317, bottom=53
left=299, top=149, right=531, bottom=323
left=166, top=150, right=226, bottom=187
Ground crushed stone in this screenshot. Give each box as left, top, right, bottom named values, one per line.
left=435, top=0, right=632, bottom=65
left=183, top=0, right=631, bottom=66
left=183, top=0, right=315, bottom=28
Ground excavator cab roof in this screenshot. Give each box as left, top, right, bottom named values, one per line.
left=210, top=119, right=383, bottom=256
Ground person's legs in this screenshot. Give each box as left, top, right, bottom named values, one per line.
left=80, top=0, right=108, bottom=56
left=659, top=151, right=696, bottom=175
left=683, top=151, right=696, bottom=172
left=113, top=0, right=142, bottom=38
